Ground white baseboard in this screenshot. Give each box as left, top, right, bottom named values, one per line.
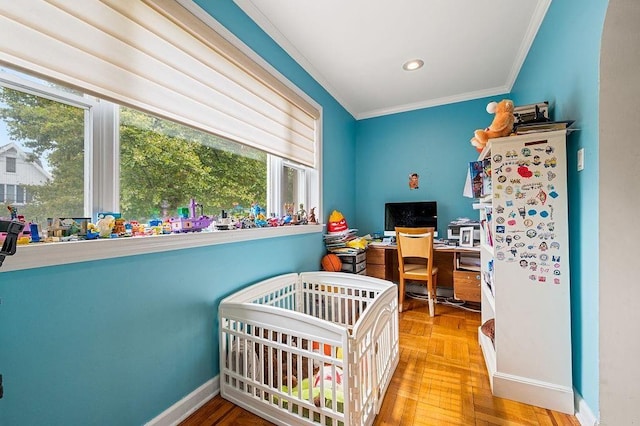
left=145, top=376, right=220, bottom=426
left=574, top=388, right=599, bottom=426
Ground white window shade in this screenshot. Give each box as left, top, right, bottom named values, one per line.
left=0, top=0, right=319, bottom=167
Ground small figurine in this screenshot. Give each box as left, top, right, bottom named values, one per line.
left=308, top=207, right=317, bottom=224
left=296, top=203, right=307, bottom=224
left=7, top=205, right=17, bottom=220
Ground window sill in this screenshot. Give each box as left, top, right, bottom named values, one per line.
left=1, top=225, right=324, bottom=272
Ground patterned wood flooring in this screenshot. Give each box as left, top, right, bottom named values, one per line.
left=180, top=297, right=580, bottom=426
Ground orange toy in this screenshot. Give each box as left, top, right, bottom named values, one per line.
left=321, top=253, right=342, bottom=272
left=470, top=99, right=515, bottom=152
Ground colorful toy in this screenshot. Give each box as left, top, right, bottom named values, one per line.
left=470, top=99, right=515, bottom=152
left=327, top=210, right=348, bottom=233
left=95, top=214, right=116, bottom=238
left=7, top=205, right=17, bottom=220
left=321, top=253, right=342, bottom=272
left=169, top=198, right=213, bottom=233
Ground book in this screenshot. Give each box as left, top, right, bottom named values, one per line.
left=469, top=161, right=484, bottom=198
left=514, top=120, right=574, bottom=134
left=469, top=160, right=491, bottom=198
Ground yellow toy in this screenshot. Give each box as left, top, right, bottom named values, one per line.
left=470, top=99, right=515, bottom=152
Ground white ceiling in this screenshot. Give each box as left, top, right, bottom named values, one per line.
left=234, top=0, right=551, bottom=120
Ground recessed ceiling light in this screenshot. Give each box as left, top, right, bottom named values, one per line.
left=402, top=59, right=424, bottom=71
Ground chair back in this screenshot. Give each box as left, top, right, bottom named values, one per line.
left=395, top=227, right=435, bottom=268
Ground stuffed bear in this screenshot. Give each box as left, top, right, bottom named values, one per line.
left=470, top=99, right=515, bottom=152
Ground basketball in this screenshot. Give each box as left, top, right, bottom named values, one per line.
left=321, top=253, right=342, bottom=272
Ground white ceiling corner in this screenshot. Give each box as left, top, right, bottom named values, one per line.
left=234, top=0, right=551, bottom=120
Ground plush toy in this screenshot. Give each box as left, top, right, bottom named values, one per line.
left=470, top=99, right=515, bottom=152
left=95, top=214, right=115, bottom=238
left=327, top=210, right=348, bottom=233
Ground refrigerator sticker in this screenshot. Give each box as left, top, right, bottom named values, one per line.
left=537, top=189, right=547, bottom=204
left=518, top=166, right=533, bottom=178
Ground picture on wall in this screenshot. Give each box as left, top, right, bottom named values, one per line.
left=408, top=172, right=419, bottom=190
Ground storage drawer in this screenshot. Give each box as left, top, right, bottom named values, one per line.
left=342, top=260, right=367, bottom=274
left=453, top=270, right=481, bottom=302
left=339, top=252, right=366, bottom=264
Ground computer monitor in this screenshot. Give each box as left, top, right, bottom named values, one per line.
left=384, top=201, right=438, bottom=237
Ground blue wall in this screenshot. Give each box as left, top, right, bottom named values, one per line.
left=354, top=0, right=608, bottom=417
left=0, top=0, right=355, bottom=424
left=509, top=0, right=607, bottom=414
left=354, top=97, right=507, bottom=237
left=0, top=235, right=324, bottom=425
left=0, top=0, right=609, bottom=423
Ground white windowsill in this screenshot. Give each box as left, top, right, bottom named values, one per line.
left=1, top=224, right=324, bottom=273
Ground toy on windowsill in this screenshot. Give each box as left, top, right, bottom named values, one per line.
left=95, top=214, right=116, bottom=238
left=295, top=204, right=307, bottom=225
left=470, top=99, right=515, bottom=152
left=308, top=207, right=318, bottom=224
left=86, top=223, right=100, bottom=239
left=169, top=198, right=213, bottom=233
left=4, top=205, right=30, bottom=244
left=7, top=205, right=18, bottom=220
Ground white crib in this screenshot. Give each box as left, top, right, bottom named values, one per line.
left=219, top=271, right=399, bottom=426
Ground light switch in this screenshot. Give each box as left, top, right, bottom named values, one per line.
left=577, top=148, right=584, bottom=171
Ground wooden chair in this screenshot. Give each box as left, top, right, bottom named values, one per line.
left=395, top=227, right=438, bottom=316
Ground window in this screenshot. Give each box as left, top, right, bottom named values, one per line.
left=0, top=66, right=318, bottom=230
left=118, top=106, right=267, bottom=223
left=0, top=1, right=322, bottom=270
left=16, top=185, right=25, bottom=204
left=0, top=70, right=86, bottom=224
left=5, top=184, right=15, bottom=203
left=6, top=156, right=15, bottom=172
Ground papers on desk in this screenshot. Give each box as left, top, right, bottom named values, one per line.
left=368, top=241, right=393, bottom=247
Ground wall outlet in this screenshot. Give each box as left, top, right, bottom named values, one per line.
left=577, top=148, right=585, bottom=171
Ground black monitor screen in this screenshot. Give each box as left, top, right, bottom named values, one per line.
left=384, top=201, right=437, bottom=234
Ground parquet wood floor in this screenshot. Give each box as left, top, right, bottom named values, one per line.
left=180, top=297, right=580, bottom=426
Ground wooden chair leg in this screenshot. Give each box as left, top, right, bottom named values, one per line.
left=398, top=276, right=405, bottom=313
left=427, top=273, right=437, bottom=317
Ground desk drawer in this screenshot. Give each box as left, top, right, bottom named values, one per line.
left=366, top=247, right=385, bottom=264
left=366, top=264, right=386, bottom=280
left=453, top=270, right=481, bottom=302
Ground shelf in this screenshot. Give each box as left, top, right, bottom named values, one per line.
left=473, top=130, right=574, bottom=412
left=482, top=280, right=495, bottom=313
left=472, top=200, right=491, bottom=210
left=478, top=327, right=496, bottom=389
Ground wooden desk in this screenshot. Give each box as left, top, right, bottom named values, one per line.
left=366, top=244, right=481, bottom=302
